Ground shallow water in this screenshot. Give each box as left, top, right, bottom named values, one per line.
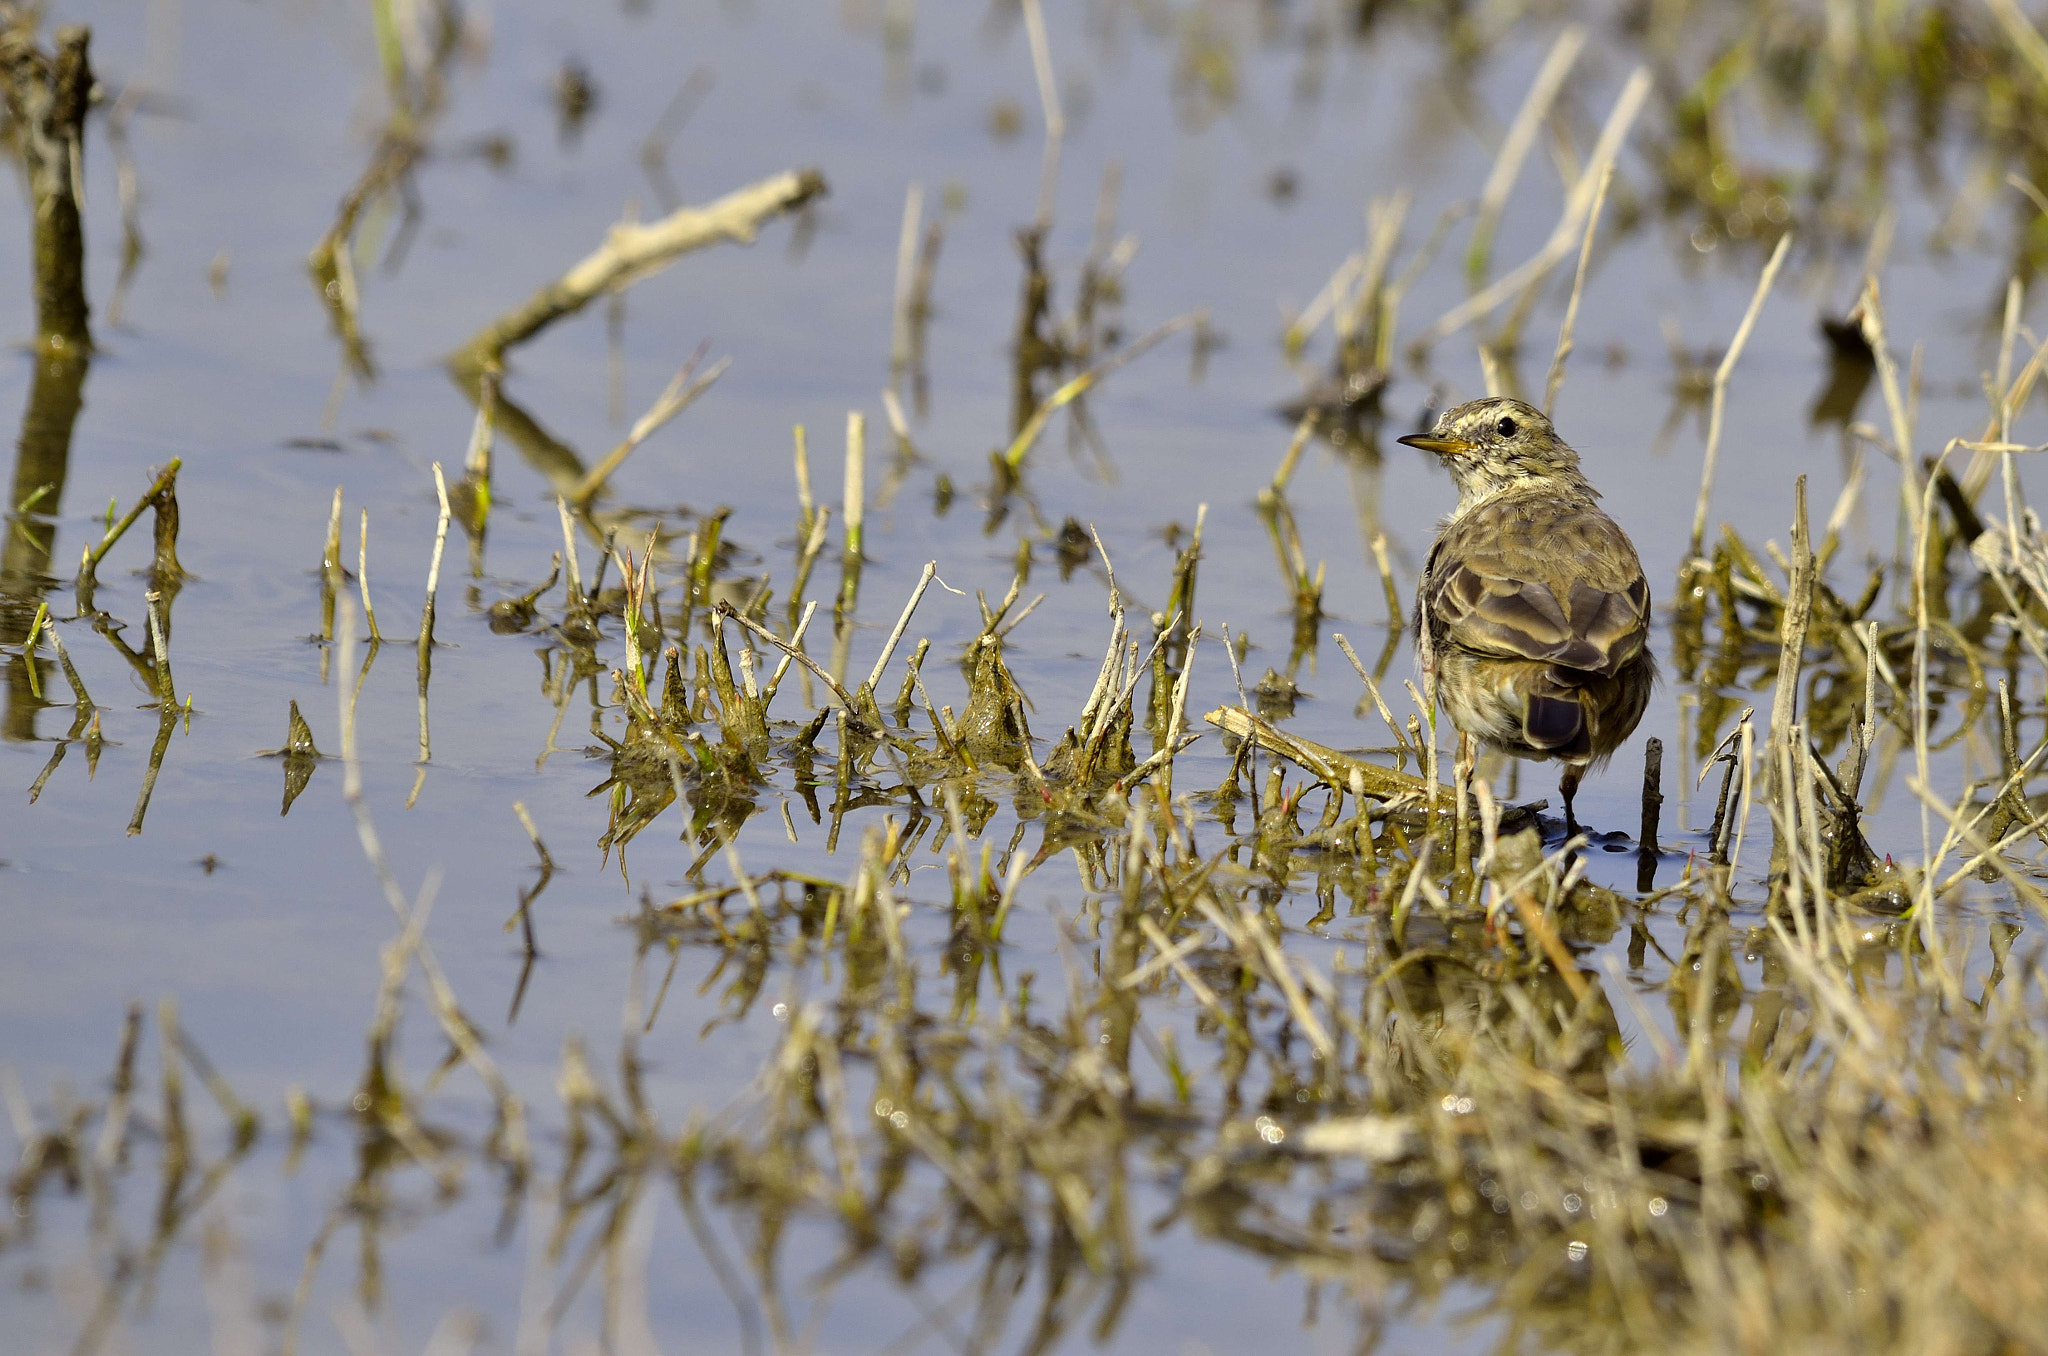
left=3, top=2, right=2043, bottom=1352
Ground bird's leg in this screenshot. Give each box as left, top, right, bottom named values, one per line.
left=1560, top=764, right=1584, bottom=840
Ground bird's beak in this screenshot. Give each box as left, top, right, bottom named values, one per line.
left=1397, top=433, right=1474, bottom=457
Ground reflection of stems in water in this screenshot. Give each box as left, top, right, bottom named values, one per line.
left=124, top=589, right=181, bottom=836
left=307, top=0, right=463, bottom=388
left=0, top=21, right=95, bottom=732
left=26, top=626, right=97, bottom=802
left=507, top=801, right=553, bottom=1023
left=127, top=701, right=177, bottom=838
left=102, top=82, right=147, bottom=329
left=1, top=348, right=90, bottom=736
left=639, top=66, right=715, bottom=213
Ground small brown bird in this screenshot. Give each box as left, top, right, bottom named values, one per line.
left=1398, top=397, right=1654, bottom=833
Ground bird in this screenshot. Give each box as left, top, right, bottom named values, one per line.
left=1396, top=396, right=1654, bottom=835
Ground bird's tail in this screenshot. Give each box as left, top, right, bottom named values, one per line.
left=1523, top=691, right=1591, bottom=761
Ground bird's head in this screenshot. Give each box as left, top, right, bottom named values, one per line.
left=1397, top=397, right=1594, bottom=506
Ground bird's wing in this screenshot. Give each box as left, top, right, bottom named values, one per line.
left=1424, top=495, right=1650, bottom=677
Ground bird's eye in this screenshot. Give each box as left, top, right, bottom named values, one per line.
left=1496, top=416, right=1519, bottom=438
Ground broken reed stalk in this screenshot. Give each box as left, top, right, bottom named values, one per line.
left=0, top=22, right=94, bottom=351
left=569, top=352, right=728, bottom=507
left=863, top=561, right=940, bottom=698
left=1543, top=160, right=1613, bottom=415
left=1639, top=737, right=1664, bottom=854
left=418, top=465, right=452, bottom=765
left=1467, top=25, right=1587, bottom=283
left=1417, top=66, right=1651, bottom=349
left=1333, top=632, right=1413, bottom=759
left=78, top=460, right=182, bottom=596
left=144, top=589, right=174, bottom=706
left=452, top=168, right=825, bottom=369
left=1688, top=230, right=1793, bottom=559
left=843, top=412, right=866, bottom=564
left=357, top=510, right=382, bottom=642
left=1204, top=704, right=1429, bottom=803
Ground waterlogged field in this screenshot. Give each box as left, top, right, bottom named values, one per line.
left=7, top=2, right=2048, bottom=1352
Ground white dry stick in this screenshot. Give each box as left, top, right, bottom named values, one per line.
left=843, top=411, right=867, bottom=561
left=864, top=561, right=941, bottom=696
left=1418, top=67, right=1651, bottom=348
left=457, top=168, right=822, bottom=365
left=1021, top=0, right=1063, bottom=231
left=1467, top=25, right=1588, bottom=281
left=763, top=599, right=818, bottom=704
left=422, top=465, right=452, bottom=649
left=357, top=509, right=382, bottom=642
left=1688, top=230, right=1792, bottom=557
left=418, top=465, right=452, bottom=767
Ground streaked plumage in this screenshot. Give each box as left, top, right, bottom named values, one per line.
left=1398, top=397, right=1654, bottom=831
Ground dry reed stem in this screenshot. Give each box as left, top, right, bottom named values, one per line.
left=570, top=353, right=728, bottom=506
left=1543, top=160, right=1613, bottom=415
left=1467, top=26, right=1587, bottom=282
left=863, top=560, right=943, bottom=696
left=1334, top=632, right=1412, bottom=758
left=356, top=510, right=381, bottom=642
left=842, top=411, right=866, bottom=561
left=1768, top=477, right=1813, bottom=765
left=1689, top=230, right=1793, bottom=557
left=1417, top=67, right=1651, bottom=348
left=79, top=459, right=182, bottom=587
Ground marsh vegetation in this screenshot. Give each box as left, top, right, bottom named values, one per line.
left=9, top=1, right=2048, bottom=1352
